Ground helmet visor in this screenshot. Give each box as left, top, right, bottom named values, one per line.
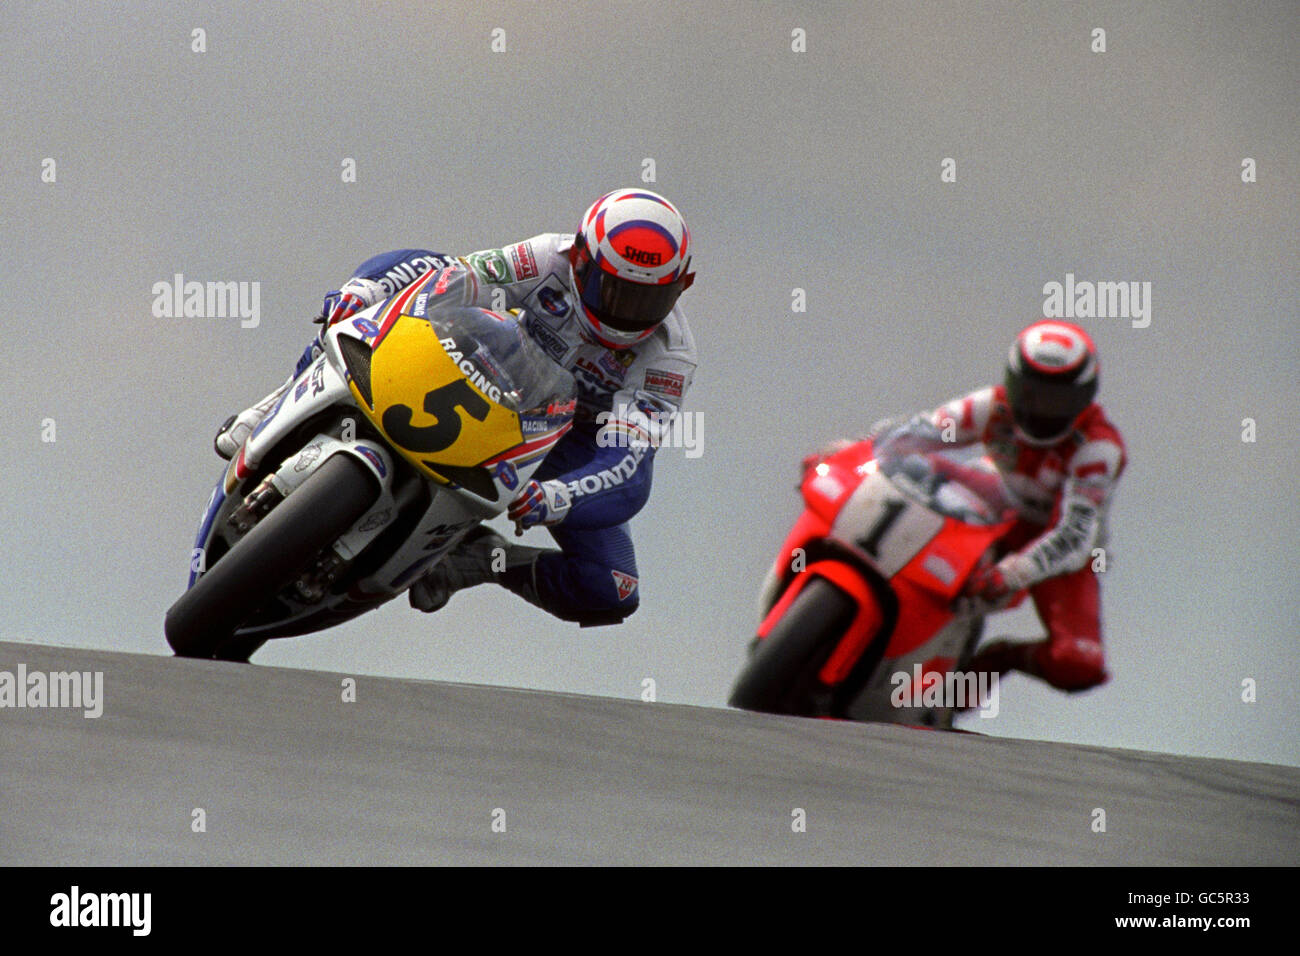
left=574, top=249, right=690, bottom=333
left=1005, top=371, right=1096, bottom=440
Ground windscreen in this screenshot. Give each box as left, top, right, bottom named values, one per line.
left=873, top=430, right=1014, bottom=527
left=420, top=268, right=575, bottom=415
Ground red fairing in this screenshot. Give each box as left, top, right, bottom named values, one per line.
left=800, top=439, right=875, bottom=522
left=813, top=562, right=885, bottom=684
left=886, top=515, right=1012, bottom=657
left=755, top=557, right=884, bottom=686
left=760, top=439, right=892, bottom=683
left=755, top=436, right=1024, bottom=703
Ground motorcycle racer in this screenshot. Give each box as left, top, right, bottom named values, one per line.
left=805, top=320, right=1126, bottom=691
left=214, top=188, right=697, bottom=626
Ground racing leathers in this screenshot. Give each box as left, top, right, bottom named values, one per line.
left=228, top=236, right=696, bottom=626
left=864, top=384, right=1126, bottom=690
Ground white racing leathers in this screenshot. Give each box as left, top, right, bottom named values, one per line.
left=324, top=235, right=698, bottom=623
left=456, top=233, right=697, bottom=470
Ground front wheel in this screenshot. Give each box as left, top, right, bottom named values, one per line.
left=728, top=578, right=863, bottom=717
left=165, top=453, right=378, bottom=661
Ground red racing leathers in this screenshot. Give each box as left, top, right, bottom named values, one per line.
left=872, top=384, right=1126, bottom=691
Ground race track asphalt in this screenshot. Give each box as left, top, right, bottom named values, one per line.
left=2, top=640, right=1296, bottom=865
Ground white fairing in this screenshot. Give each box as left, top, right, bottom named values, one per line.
left=242, top=351, right=353, bottom=472
left=189, top=298, right=570, bottom=637
left=830, top=470, right=944, bottom=578
left=268, top=433, right=398, bottom=560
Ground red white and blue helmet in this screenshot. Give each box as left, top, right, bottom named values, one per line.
left=1004, top=320, right=1099, bottom=445
left=567, top=188, right=695, bottom=348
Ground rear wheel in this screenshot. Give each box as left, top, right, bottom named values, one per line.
left=729, top=578, right=863, bottom=716
left=165, top=454, right=378, bottom=662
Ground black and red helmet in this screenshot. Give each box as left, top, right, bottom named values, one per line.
left=1004, top=320, right=1099, bottom=445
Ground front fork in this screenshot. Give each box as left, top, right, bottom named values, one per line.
left=220, top=430, right=400, bottom=603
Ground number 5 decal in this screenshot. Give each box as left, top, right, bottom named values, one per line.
left=382, top=379, right=490, bottom=454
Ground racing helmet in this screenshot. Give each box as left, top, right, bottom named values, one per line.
left=567, top=188, right=694, bottom=348
left=1004, top=320, right=1099, bottom=445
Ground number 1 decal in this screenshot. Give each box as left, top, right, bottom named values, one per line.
left=856, top=497, right=906, bottom=558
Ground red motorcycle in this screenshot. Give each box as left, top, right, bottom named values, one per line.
left=729, top=432, right=1025, bottom=727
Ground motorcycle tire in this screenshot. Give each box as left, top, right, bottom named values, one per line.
left=728, top=578, right=861, bottom=716
left=165, top=453, right=378, bottom=662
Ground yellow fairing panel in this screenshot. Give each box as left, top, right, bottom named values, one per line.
left=349, top=314, right=522, bottom=480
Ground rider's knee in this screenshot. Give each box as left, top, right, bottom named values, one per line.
left=1033, top=636, right=1108, bottom=691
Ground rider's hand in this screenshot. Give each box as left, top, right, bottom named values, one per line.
left=507, top=479, right=571, bottom=534
left=963, top=564, right=1013, bottom=605
left=318, top=277, right=385, bottom=326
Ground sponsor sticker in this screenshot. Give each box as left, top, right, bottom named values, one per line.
left=509, top=242, right=539, bottom=281
left=575, top=357, right=621, bottom=390
left=358, top=508, right=392, bottom=533
left=433, top=267, right=457, bottom=295
left=644, top=368, right=684, bottom=398
left=467, top=250, right=511, bottom=284
left=351, top=317, right=381, bottom=338
left=294, top=442, right=323, bottom=472
left=495, top=460, right=519, bottom=490
left=355, top=445, right=387, bottom=478
left=635, top=395, right=670, bottom=420
left=598, top=350, right=634, bottom=381
left=526, top=315, right=569, bottom=361
left=438, top=335, right=504, bottom=404
left=533, top=277, right=571, bottom=318
left=611, top=569, right=638, bottom=601
left=622, top=246, right=662, bottom=266
left=521, top=396, right=577, bottom=433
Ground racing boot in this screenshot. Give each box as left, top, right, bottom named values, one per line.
left=967, top=636, right=1108, bottom=692
left=965, top=637, right=1037, bottom=680
left=949, top=637, right=1030, bottom=718
left=214, top=379, right=292, bottom=460
left=408, top=527, right=551, bottom=613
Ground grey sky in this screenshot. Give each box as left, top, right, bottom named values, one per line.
left=3, top=1, right=1296, bottom=767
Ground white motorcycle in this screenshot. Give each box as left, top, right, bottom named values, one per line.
left=165, top=266, right=576, bottom=661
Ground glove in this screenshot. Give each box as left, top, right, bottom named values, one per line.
left=507, top=479, right=571, bottom=534
left=318, top=277, right=385, bottom=326
left=963, top=564, right=1013, bottom=605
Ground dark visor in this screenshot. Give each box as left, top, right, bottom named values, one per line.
left=1005, top=370, right=1095, bottom=438
left=575, top=248, right=690, bottom=332
left=1006, top=373, right=1094, bottom=417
